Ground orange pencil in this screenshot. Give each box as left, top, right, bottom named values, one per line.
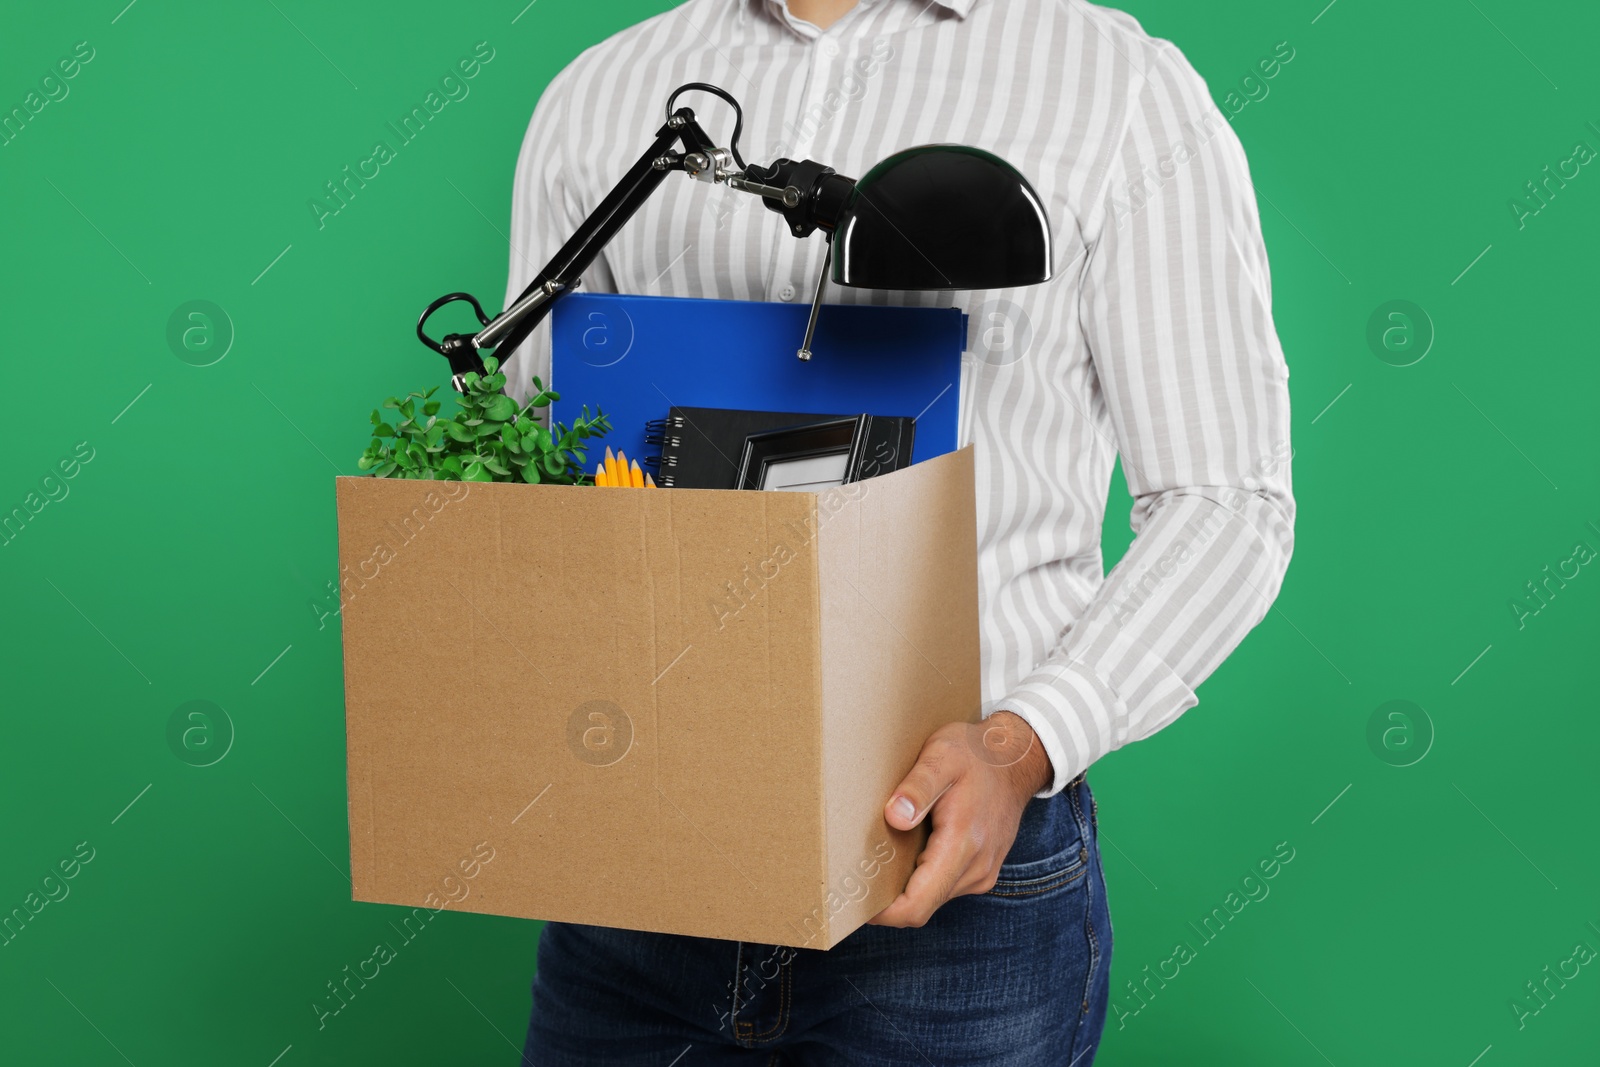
left=603, top=446, right=619, bottom=487
left=629, top=458, right=644, bottom=487
left=594, top=462, right=608, bottom=486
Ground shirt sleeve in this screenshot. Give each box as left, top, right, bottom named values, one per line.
left=995, top=43, right=1296, bottom=798
left=499, top=62, right=620, bottom=410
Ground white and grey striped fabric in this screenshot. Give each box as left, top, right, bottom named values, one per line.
left=502, top=0, right=1295, bottom=797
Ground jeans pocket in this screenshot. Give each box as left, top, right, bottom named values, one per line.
left=987, top=788, right=1089, bottom=899
left=988, top=842, right=1090, bottom=898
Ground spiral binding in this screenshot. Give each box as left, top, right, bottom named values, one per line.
left=643, top=414, right=685, bottom=486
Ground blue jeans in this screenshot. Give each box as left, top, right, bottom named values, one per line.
left=520, top=774, right=1112, bottom=1065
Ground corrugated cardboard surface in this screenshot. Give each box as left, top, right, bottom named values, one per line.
left=335, top=443, right=979, bottom=949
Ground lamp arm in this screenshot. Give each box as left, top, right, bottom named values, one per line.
left=416, top=112, right=694, bottom=392
left=473, top=120, right=693, bottom=360
left=415, top=84, right=856, bottom=394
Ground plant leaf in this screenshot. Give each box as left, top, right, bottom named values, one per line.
left=483, top=395, right=516, bottom=422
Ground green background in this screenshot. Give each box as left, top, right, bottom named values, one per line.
left=2, top=0, right=1595, bottom=1063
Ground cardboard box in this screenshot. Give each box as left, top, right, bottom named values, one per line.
left=335, top=443, right=979, bottom=949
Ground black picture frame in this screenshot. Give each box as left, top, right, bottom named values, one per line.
left=736, top=415, right=875, bottom=492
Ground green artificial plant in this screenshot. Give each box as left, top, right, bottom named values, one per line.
left=357, top=355, right=611, bottom=483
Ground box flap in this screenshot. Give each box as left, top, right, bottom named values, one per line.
left=814, top=444, right=982, bottom=946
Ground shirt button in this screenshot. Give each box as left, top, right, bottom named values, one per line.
left=779, top=284, right=797, bottom=301
left=821, top=38, right=839, bottom=57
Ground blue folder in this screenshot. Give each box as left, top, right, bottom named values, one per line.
left=548, top=292, right=966, bottom=473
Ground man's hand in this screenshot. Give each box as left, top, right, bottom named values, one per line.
left=868, top=710, right=1053, bottom=928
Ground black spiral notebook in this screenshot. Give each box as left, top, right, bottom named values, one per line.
left=644, top=406, right=915, bottom=489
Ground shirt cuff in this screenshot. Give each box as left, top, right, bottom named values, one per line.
left=990, top=661, right=1125, bottom=799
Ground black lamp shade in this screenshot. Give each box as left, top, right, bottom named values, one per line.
left=830, top=144, right=1053, bottom=291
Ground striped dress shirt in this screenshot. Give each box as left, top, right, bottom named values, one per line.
left=501, top=0, right=1296, bottom=797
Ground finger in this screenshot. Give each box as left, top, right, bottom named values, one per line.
left=884, top=729, right=965, bottom=831
left=869, top=842, right=965, bottom=926
left=869, top=799, right=976, bottom=926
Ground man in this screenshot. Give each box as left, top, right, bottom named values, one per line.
left=503, top=0, right=1294, bottom=1061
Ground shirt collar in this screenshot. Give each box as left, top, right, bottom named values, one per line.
left=745, top=0, right=978, bottom=31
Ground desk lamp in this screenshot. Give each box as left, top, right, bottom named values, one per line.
left=416, top=82, right=1052, bottom=392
